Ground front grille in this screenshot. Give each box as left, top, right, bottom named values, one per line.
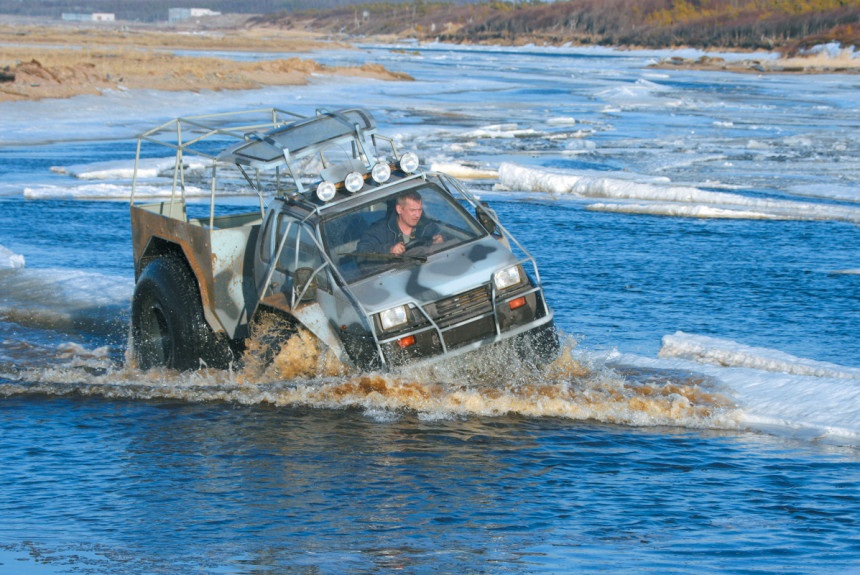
left=443, top=316, right=496, bottom=349
left=429, top=285, right=492, bottom=328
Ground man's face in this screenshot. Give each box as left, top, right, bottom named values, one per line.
left=396, top=198, right=423, bottom=228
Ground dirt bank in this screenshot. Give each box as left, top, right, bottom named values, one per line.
left=0, top=22, right=412, bottom=102
left=650, top=51, right=860, bottom=74
left=2, top=19, right=855, bottom=102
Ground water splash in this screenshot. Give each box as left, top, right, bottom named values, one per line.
left=236, top=313, right=349, bottom=382
left=0, top=327, right=738, bottom=432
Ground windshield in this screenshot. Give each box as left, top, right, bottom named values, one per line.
left=321, top=183, right=487, bottom=283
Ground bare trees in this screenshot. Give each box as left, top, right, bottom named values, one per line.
left=5, top=0, right=855, bottom=50
left=441, top=0, right=860, bottom=49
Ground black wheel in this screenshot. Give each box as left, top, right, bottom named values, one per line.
left=131, top=256, right=232, bottom=371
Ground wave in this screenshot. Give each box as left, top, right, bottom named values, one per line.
left=0, top=245, right=25, bottom=269
left=497, top=163, right=860, bottom=223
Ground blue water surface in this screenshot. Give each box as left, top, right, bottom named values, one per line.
left=1, top=41, right=859, bottom=574
left=0, top=395, right=857, bottom=575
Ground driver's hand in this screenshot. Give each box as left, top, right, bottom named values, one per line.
left=390, top=242, right=406, bottom=255
left=433, top=234, right=443, bottom=244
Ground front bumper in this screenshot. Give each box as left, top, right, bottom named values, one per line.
left=341, top=285, right=558, bottom=370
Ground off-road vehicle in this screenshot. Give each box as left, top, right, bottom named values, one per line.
left=129, top=108, right=557, bottom=371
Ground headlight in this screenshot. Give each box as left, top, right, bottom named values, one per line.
left=494, top=265, right=522, bottom=291
left=399, top=152, right=419, bottom=173
left=344, top=171, right=364, bottom=193
left=379, top=305, right=409, bottom=330
left=316, top=181, right=336, bottom=202
left=371, top=161, right=391, bottom=184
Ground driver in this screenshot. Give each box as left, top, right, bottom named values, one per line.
left=357, top=190, right=443, bottom=255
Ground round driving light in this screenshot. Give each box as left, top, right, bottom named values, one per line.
left=316, top=181, right=336, bottom=202
left=371, top=161, right=391, bottom=184
left=344, top=171, right=364, bottom=193
left=399, top=152, right=419, bottom=173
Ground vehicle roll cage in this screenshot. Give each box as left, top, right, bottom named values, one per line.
left=130, top=107, right=411, bottom=224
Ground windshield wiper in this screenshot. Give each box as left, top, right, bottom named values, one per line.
left=350, top=251, right=427, bottom=264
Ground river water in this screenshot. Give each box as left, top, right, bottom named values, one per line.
left=0, top=42, right=858, bottom=574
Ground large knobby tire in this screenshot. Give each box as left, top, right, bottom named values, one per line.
left=131, top=256, right=232, bottom=371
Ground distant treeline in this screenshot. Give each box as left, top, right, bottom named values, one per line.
left=2, top=0, right=858, bottom=52
left=265, top=0, right=860, bottom=53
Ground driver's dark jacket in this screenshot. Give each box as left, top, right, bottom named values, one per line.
left=357, top=211, right=440, bottom=254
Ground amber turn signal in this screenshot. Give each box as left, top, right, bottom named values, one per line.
left=509, top=296, right=527, bottom=310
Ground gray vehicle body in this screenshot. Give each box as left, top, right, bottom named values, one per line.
left=130, top=108, right=557, bottom=370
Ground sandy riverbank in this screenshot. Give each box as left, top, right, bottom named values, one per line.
left=2, top=18, right=857, bottom=102
left=0, top=21, right=412, bottom=102
left=651, top=50, right=860, bottom=74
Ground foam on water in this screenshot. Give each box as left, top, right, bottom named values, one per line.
left=12, top=332, right=834, bottom=449
left=0, top=314, right=808, bottom=445
left=0, top=308, right=738, bottom=433
left=0, top=245, right=25, bottom=269
left=0, top=336, right=739, bottom=433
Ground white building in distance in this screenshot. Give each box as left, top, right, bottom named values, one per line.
left=169, top=8, right=222, bottom=23
left=62, top=13, right=116, bottom=22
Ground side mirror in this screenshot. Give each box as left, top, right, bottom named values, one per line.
left=476, top=201, right=497, bottom=235
left=293, top=267, right=317, bottom=303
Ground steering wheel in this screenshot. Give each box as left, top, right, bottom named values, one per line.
left=407, top=237, right=433, bottom=249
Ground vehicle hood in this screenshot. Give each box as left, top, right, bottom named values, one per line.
left=347, top=236, right=520, bottom=314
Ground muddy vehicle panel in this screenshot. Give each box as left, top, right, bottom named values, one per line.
left=129, top=108, right=557, bottom=371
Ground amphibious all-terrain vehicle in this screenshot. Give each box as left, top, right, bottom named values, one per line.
left=129, top=108, right=557, bottom=371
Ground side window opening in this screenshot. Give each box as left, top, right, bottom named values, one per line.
left=274, top=215, right=330, bottom=295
